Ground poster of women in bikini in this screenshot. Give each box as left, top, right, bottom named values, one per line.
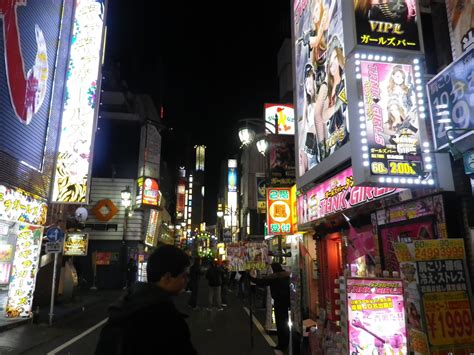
left=360, top=60, right=423, bottom=178
left=354, top=0, right=420, bottom=50
left=293, top=0, right=349, bottom=178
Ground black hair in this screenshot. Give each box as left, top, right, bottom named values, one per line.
left=271, top=262, right=283, bottom=273
left=146, top=245, right=190, bottom=283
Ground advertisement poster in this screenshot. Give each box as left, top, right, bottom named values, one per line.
left=0, top=0, right=63, bottom=170
left=297, top=166, right=397, bottom=224
left=427, top=46, right=474, bottom=150
left=256, top=176, right=267, bottom=212
left=413, top=239, right=474, bottom=348
left=52, top=0, right=105, bottom=203
left=264, top=103, right=295, bottom=135
left=380, top=220, right=435, bottom=273
left=354, top=0, right=420, bottom=50
left=267, top=188, right=294, bottom=235
left=228, top=167, right=237, bottom=192
left=269, top=135, right=295, bottom=185
left=6, top=224, right=43, bottom=318
left=446, top=0, right=474, bottom=59
left=360, top=60, right=423, bottom=178
left=226, top=242, right=269, bottom=271
left=293, top=0, right=349, bottom=177
left=0, top=185, right=48, bottom=225
left=347, top=279, right=407, bottom=354
left=63, top=233, right=88, bottom=256
left=95, top=252, right=111, bottom=265
left=136, top=177, right=161, bottom=207
left=145, top=209, right=159, bottom=247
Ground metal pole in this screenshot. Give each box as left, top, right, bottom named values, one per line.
left=49, top=252, right=58, bottom=326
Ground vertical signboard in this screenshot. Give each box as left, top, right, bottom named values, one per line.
left=347, top=278, right=407, bottom=355
left=52, top=0, right=106, bottom=203
left=228, top=167, right=237, bottom=192
left=427, top=47, right=474, bottom=150
left=267, top=187, right=293, bottom=235
left=269, top=135, right=295, bottom=186
left=136, top=177, right=161, bottom=208
left=353, top=0, right=420, bottom=51
left=293, top=0, right=349, bottom=178
left=145, top=209, right=159, bottom=247
left=264, top=104, right=295, bottom=135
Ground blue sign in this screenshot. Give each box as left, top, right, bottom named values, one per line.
left=46, top=227, right=64, bottom=242
left=427, top=47, right=474, bottom=150
left=463, top=150, right=474, bottom=175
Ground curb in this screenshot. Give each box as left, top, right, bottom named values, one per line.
left=0, top=318, right=29, bottom=333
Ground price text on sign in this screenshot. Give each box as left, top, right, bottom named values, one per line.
left=424, top=292, right=474, bottom=346
left=414, top=240, right=465, bottom=260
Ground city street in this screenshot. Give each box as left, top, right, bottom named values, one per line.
left=0, top=284, right=280, bottom=355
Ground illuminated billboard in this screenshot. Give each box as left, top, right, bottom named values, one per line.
left=228, top=167, right=237, bottom=192
left=353, top=0, right=420, bottom=51
left=136, top=177, right=161, bottom=208
left=293, top=0, right=349, bottom=178
left=427, top=46, right=474, bottom=150
left=266, top=187, right=294, bottom=235
left=264, top=104, right=295, bottom=135
left=63, top=233, right=88, bottom=256
left=52, top=0, right=106, bottom=203
left=348, top=54, right=436, bottom=187
left=145, top=209, right=159, bottom=247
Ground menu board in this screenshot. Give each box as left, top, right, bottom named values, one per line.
left=347, top=278, right=407, bottom=354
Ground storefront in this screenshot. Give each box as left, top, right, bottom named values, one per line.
left=0, top=186, right=47, bottom=319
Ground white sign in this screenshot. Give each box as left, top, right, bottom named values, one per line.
left=264, top=103, right=295, bottom=135
left=45, top=242, right=62, bottom=254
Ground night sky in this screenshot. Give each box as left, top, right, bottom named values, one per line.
left=103, top=0, right=292, bottom=224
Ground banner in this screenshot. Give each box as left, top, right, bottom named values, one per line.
left=360, top=60, right=423, bottom=178
left=354, top=0, right=420, bottom=50
left=293, top=0, right=349, bottom=177
left=347, top=278, right=407, bottom=354
left=226, top=242, right=269, bottom=271
left=297, top=166, right=397, bottom=224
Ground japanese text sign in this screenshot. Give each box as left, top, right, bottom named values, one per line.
left=347, top=279, right=407, bottom=354
left=359, top=60, right=424, bottom=179
left=297, top=167, right=397, bottom=224
left=354, top=0, right=420, bottom=50
left=267, top=188, right=294, bottom=235
left=427, top=47, right=474, bottom=150
left=0, top=185, right=47, bottom=225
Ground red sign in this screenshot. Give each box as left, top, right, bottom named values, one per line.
left=267, top=187, right=294, bottom=235
left=136, top=177, right=161, bottom=207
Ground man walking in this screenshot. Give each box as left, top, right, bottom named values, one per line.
left=249, top=262, right=290, bottom=351
left=95, top=245, right=197, bottom=355
left=205, top=259, right=223, bottom=311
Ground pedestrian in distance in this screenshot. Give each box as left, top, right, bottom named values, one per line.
left=220, top=260, right=230, bottom=306
left=125, top=258, right=138, bottom=289
left=95, top=245, right=198, bottom=355
left=188, top=256, right=201, bottom=309
left=249, top=262, right=290, bottom=352
left=205, top=259, right=223, bottom=311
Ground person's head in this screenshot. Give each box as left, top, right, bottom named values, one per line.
left=304, top=63, right=315, bottom=98
left=271, top=262, right=284, bottom=273
left=387, top=99, right=405, bottom=127
left=147, top=245, right=190, bottom=295
left=388, top=65, right=409, bottom=96
left=312, top=0, right=324, bottom=24
left=354, top=0, right=372, bottom=16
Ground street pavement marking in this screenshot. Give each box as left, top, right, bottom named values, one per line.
left=243, top=306, right=277, bottom=348
left=46, top=318, right=109, bottom=355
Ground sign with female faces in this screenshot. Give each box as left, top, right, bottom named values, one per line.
left=293, top=0, right=349, bottom=178
left=353, top=0, right=420, bottom=51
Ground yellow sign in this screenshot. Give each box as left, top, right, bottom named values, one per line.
left=414, top=239, right=465, bottom=261
left=409, top=329, right=430, bottom=354
left=393, top=242, right=414, bottom=262
left=423, top=291, right=474, bottom=346
left=257, top=201, right=266, bottom=211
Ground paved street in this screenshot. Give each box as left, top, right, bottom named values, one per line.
left=0, top=283, right=280, bottom=355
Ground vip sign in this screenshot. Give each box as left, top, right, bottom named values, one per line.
left=267, top=188, right=294, bottom=235
left=348, top=53, right=436, bottom=187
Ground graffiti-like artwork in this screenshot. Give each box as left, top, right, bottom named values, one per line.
left=0, top=0, right=48, bottom=124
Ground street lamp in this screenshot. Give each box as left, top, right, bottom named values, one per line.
left=256, top=137, right=269, bottom=156
left=237, top=118, right=277, bottom=155
left=217, top=210, right=224, bottom=218
left=121, top=186, right=131, bottom=208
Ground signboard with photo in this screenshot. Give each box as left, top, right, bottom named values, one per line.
left=293, top=0, right=349, bottom=178
left=353, top=0, right=420, bottom=51
left=347, top=278, right=407, bottom=354
left=63, top=233, right=88, bottom=256
left=359, top=59, right=423, bottom=178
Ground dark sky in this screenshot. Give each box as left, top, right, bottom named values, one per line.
left=104, top=0, right=292, bottom=224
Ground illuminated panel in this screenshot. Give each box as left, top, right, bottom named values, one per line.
left=266, top=187, right=293, bottom=235
left=353, top=0, right=420, bottom=51
left=352, top=54, right=435, bottom=186
left=6, top=224, right=43, bottom=318
left=195, top=145, right=206, bottom=171
left=52, top=0, right=106, bottom=203
left=0, top=185, right=47, bottom=225
left=264, top=103, right=295, bottom=135
left=63, top=233, right=88, bottom=256
left=145, top=209, right=159, bottom=246
left=228, top=167, right=237, bottom=192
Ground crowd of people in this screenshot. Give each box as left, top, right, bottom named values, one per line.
left=94, top=245, right=292, bottom=354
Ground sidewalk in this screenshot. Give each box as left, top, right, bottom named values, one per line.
left=0, top=288, right=122, bottom=333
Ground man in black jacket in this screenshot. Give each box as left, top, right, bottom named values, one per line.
left=249, top=262, right=290, bottom=351
left=95, top=245, right=197, bottom=355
